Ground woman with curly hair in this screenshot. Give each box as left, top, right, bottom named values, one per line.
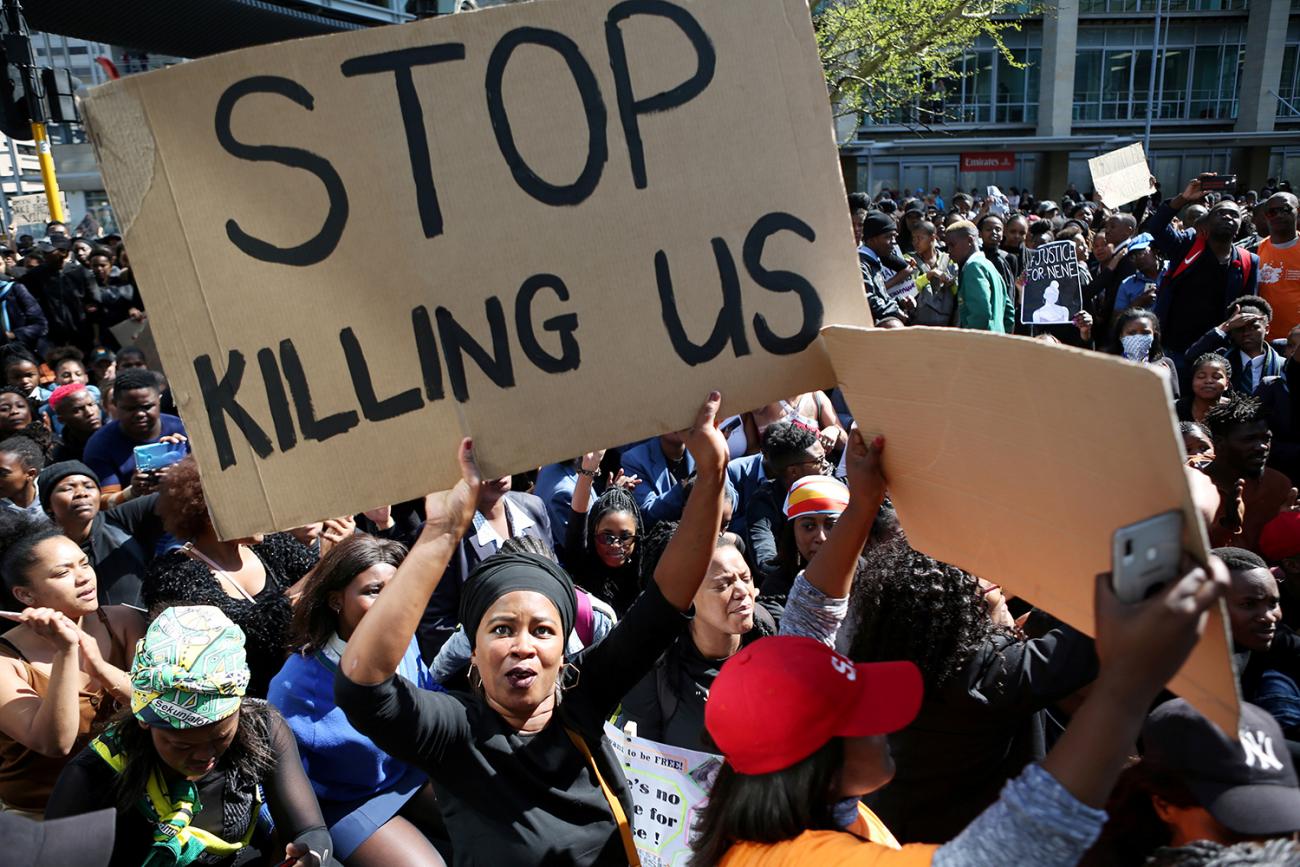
left=849, top=541, right=1100, bottom=843
left=143, top=456, right=317, bottom=697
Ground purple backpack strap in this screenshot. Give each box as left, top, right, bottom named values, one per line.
left=575, top=588, right=595, bottom=647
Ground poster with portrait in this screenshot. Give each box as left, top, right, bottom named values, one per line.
left=1021, top=240, right=1084, bottom=325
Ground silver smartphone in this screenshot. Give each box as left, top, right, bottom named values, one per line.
left=1111, top=511, right=1184, bottom=604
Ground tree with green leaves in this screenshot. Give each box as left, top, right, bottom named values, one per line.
left=815, top=0, right=1036, bottom=124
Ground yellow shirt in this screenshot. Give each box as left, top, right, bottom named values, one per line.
left=718, top=804, right=939, bottom=866
left=1259, top=236, right=1300, bottom=340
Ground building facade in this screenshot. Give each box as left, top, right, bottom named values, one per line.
left=842, top=0, right=1300, bottom=200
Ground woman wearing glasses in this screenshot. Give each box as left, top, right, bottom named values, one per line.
left=564, top=450, right=645, bottom=617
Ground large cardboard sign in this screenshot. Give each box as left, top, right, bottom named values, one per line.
left=1089, top=142, right=1156, bottom=209
left=82, top=0, right=869, bottom=538
left=1021, top=240, right=1084, bottom=326
left=823, top=325, right=1239, bottom=734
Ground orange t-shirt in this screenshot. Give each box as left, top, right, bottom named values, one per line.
left=1259, top=236, right=1300, bottom=340
left=718, top=804, right=938, bottom=866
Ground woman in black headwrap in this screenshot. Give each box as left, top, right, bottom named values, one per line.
left=334, top=392, right=729, bottom=867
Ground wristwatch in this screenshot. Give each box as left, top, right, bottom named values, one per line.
left=578, top=467, right=600, bottom=478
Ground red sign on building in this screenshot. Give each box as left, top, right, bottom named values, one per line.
left=960, top=151, right=1016, bottom=172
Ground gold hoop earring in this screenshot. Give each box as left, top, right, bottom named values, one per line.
left=468, top=664, right=483, bottom=692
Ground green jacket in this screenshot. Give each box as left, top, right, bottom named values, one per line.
left=957, top=251, right=1015, bottom=333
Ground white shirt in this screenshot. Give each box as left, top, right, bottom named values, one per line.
left=471, top=498, right=537, bottom=550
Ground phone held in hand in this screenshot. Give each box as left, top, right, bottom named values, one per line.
left=133, top=441, right=187, bottom=473
left=1112, top=510, right=1184, bottom=604
left=1200, top=175, right=1237, bottom=193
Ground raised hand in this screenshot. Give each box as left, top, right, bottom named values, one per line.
left=422, top=438, right=482, bottom=540
left=684, top=391, right=727, bottom=477
left=3, top=608, right=80, bottom=651
left=843, top=428, right=887, bottom=512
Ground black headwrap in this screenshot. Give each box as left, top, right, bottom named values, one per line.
left=458, top=552, right=577, bottom=650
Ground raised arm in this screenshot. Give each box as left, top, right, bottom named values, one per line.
left=653, top=391, right=728, bottom=611
left=0, top=610, right=83, bottom=756
left=338, top=440, right=481, bottom=686
left=802, top=431, right=885, bottom=599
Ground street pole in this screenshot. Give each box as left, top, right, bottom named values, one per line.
left=2, top=0, right=64, bottom=224
left=1141, top=0, right=1164, bottom=156
left=29, top=120, right=63, bottom=222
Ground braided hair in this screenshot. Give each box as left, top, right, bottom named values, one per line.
left=580, top=486, right=644, bottom=614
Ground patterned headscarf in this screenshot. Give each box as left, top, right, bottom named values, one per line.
left=131, top=606, right=250, bottom=729
left=782, top=475, right=851, bottom=520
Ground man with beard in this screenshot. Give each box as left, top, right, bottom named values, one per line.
left=1149, top=174, right=1260, bottom=377
left=48, top=383, right=102, bottom=463
left=1258, top=192, right=1300, bottom=340
left=1204, top=392, right=1293, bottom=553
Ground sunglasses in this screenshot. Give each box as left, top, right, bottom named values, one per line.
left=597, top=532, right=637, bottom=548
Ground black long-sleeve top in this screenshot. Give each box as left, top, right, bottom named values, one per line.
left=335, top=581, right=689, bottom=866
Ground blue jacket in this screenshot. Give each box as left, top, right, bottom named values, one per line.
left=534, top=462, right=579, bottom=553
left=0, top=279, right=47, bottom=350
left=269, top=637, right=433, bottom=804
left=726, top=454, right=766, bottom=538
left=621, top=438, right=694, bottom=526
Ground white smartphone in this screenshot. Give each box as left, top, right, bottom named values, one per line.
left=1111, top=511, right=1184, bottom=604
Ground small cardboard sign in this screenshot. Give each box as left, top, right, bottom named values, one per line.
left=8, top=192, right=66, bottom=230
left=1089, top=143, right=1156, bottom=209
left=1021, top=240, right=1084, bottom=325
left=82, top=0, right=869, bottom=538
left=823, top=325, right=1239, bottom=735
left=605, top=721, right=721, bottom=865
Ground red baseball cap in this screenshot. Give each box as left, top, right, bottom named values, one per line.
left=705, top=636, right=924, bottom=775
left=1260, top=512, right=1300, bottom=562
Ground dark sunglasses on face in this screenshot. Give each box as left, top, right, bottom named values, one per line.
left=597, top=532, right=637, bottom=548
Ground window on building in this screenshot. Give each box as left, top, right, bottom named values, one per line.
left=1281, top=28, right=1300, bottom=118
left=1074, top=23, right=1243, bottom=122
left=1080, top=0, right=1248, bottom=11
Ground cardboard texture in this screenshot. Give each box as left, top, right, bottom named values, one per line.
left=81, top=0, right=869, bottom=538
left=1089, top=143, right=1157, bottom=209
left=822, top=325, right=1240, bottom=734
left=109, top=318, right=166, bottom=378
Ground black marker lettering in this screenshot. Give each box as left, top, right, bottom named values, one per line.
left=412, top=305, right=445, bottom=401
left=745, top=212, right=824, bottom=355
left=340, top=327, right=425, bottom=422
left=193, top=351, right=273, bottom=470
left=278, top=339, right=360, bottom=441
left=436, top=299, right=516, bottom=402
left=655, top=238, right=749, bottom=366
left=256, top=347, right=298, bottom=453
left=341, top=45, right=466, bottom=240
left=515, top=274, right=581, bottom=374
left=215, top=76, right=349, bottom=266
left=485, top=27, right=608, bottom=206
left=606, top=0, right=716, bottom=189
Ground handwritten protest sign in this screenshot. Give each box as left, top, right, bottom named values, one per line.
left=1021, top=240, right=1083, bottom=325
left=823, top=325, right=1239, bottom=734
left=82, top=0, right=869, bottom=538
left=1089, top=143, right=1156, bottom=209
left=8, top=192, right=66, bottom=230
left=605, top=721, right=721, bottom=865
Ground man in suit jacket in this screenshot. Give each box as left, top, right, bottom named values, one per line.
left=1185, top=294, right=1285, bottom=396
left=416, top=478, right=553, bottom=660
left=621, top=433, right=695, bottom=527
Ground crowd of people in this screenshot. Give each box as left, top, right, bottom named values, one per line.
left=1, top=173, right=1300, bottom=867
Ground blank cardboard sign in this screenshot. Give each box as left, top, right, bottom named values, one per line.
left=81, top=0, right=869, bottom=538
left=822, top=325, right=1239, bottom=734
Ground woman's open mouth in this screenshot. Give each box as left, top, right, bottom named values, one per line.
left=505, top=666, right=537, bottom=689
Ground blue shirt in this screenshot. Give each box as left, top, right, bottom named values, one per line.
left=1114, top=269, right=1165, bottom=314
left=82, top=413, right=187, bottom=488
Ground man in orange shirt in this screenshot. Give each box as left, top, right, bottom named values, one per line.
left=1259, top=192, right=1300, bottom=340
